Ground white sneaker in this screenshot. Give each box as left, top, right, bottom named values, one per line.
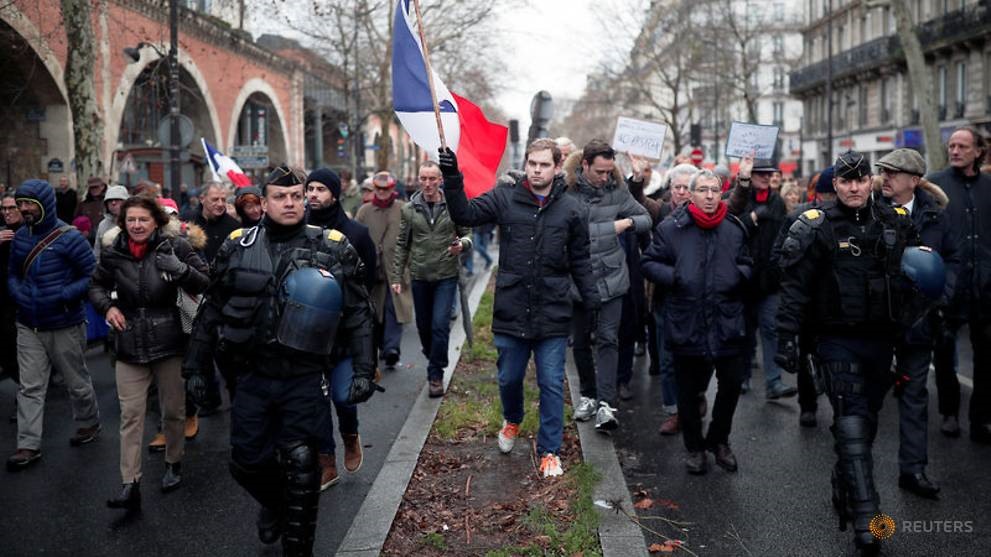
left=497, top=420, right=519, bottom=454
left=594, top=401, right=618, bottom=431
left=574, top=396, right=597, bottom=422
left=539, top=453, right=563, bottom=478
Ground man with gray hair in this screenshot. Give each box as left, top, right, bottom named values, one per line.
left=193, top=182, right=240, bottom=265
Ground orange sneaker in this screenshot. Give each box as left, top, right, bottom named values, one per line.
left=497, top=421, right=519, bottom=454
left=539, top=453, right=563, bottom=478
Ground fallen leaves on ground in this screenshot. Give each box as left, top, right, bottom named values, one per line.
left=648, top=540, right=684, bottom=553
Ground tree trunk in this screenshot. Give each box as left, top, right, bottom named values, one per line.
left=891, top=0, right=946, bottom=169
left=374, top=111, right=395, bottom=172
left=60, top=0, right=104, bottom=196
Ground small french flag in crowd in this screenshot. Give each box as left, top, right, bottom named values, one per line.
left=201, top=138, right=253, bottom=188
left=391, top=0, right=507, bottom=198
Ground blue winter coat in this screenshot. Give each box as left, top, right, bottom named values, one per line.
left=8, top=179, right=96, bottom=330
left=640, top=204, right=752, bottom=358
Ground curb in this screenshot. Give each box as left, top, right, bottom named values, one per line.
left=565, top=357, right=649, bottom=557
left=335, top=261, right=496, bottom=556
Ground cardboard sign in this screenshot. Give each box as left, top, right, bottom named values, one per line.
left=725, top=121, right=779, bottom=159
left=612, top=116, right=668, bottom=160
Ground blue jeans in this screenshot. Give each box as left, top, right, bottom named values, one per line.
left=319, top=357, right=358, bottom=454
left=653, top=306, right=677, bottom=413
left=493, top=334, right=566, bottom=455
left=746, top=293, right=783, bottom=389
left=411, top=277, right=458, bottom=381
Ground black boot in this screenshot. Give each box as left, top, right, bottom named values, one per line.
left=161, top=462, right=182, bottom=493
left=281, top=443, right=320, bottom=557
left=107, top=481, right=141, bottom=510
left=835, top=416, right=881, bottom=554
left=257, top=506, right=282, bottom=545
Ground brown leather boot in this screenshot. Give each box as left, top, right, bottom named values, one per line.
left=184, top=415, right=199, bottom=440
left=343, top=433, right=363, bottom=473
left=148, top=432, right=166, bottom=453
left=319, top=453, right=339, bottom=491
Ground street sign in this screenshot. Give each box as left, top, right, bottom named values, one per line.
left=232, top=155, right=269, bottom=169
left=230, top=145, right=268, bottom=157
left=157, top=115, right=195, bottom=148
left=47, top=158, right=64, bottom=173
left=690, top=148, right=704, bottom=166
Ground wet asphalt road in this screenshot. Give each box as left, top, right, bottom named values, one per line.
left=612, top=329, right=990, bottom=556
left=0, top=323, right=434, bottom=557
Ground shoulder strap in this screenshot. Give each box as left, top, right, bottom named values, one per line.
left=22, top=225, right=72, bottom=276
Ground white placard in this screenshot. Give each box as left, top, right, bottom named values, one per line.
left=725, top=121, right=779, bottom=159
left=611, top=116, right=668, bottom=160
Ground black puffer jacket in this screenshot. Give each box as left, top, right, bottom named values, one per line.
left=640, top=205, right=752, bottom=358
left=727, top=182, right=787, bottom=296
left=927, top=166, right=991, bottom=316
left=89, top=223, right=209, bottom=365
left=444, top=173, right=600, bottom=339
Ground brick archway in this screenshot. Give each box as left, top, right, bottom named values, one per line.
left=105, top=43, right=223, bottom=164
left=227, top=77, right=291, bottom=164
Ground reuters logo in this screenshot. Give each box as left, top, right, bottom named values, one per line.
left=870, top=514, right=896, bottom=540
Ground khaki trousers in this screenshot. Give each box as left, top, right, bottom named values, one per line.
left=116, top=357, right=185, bottom=483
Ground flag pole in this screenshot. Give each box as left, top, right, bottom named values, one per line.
left=411, top=0, right=447, bottom=150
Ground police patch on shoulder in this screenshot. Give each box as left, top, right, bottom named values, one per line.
left=894, top=207, right=909, bottom=216
left=228, top=228, right=244, bottom=240
left=802, top=208, right=823, bottom=220
left=327, top=229, right=344, bottom=242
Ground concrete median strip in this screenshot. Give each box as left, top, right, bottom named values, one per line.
left=336, top=261, right=495, bottom=556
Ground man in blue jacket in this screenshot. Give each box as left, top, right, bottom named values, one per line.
left=7, top=179, right=101, bottom=471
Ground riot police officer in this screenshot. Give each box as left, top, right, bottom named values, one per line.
left=182, top=166, right=377, bottom=557
left=775, top=151, right=927, bottom=556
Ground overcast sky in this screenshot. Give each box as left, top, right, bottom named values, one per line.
left=493, top=1, right=628, bottom=128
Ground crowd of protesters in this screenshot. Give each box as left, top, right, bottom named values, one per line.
left=1, top=124, right=990, bottom=557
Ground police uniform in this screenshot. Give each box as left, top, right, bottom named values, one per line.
left=776, top=151, right=919, bottom=555
left=182, top=173, right=376, bottom=557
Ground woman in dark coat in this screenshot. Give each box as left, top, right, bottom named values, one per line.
left=89, top=196, right=209, bottom=509
left=641, top=169, right=752, bottom=475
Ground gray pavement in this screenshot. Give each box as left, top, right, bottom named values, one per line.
left=611, top=331, right=990, bottom=557
left=0, top=264, right=491, bottom=557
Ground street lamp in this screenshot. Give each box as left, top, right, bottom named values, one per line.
left=123, top=0, right=181, bottom=208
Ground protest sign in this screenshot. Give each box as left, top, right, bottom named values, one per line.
left=612, top=116, right=668, bottom=160
left=725, top=121, right=779, bottom=159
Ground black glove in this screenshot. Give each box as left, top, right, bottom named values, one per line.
left=347, top=376, right=380, bottom=405
left=156, top=249, right=188, bottom=279
left=752, top=205, right=770, bottom=222
left=774, top=336, right=800, bottom=374
left=185, top=374, right=208, bottom=407
left=438, top=147, right=460, bottom=178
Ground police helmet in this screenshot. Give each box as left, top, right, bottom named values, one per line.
left=276, top=267, right=344, bottom=355
left=901, top=246, right=946, bottom=300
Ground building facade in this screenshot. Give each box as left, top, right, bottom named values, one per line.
left=790, top=0, right=991, bottom=176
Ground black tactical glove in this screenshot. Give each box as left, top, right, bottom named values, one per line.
left=438, top=147, right=460, bottom=178
left=774, top=336, right=800, bottom=374
left=347, top=376, right=381, bottom=405
left=185, top=374, right=208, bottom=407
left=156, top=249, right=188, bottom=279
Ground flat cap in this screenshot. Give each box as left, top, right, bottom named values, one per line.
left=876, top=148, right=926, bottom=176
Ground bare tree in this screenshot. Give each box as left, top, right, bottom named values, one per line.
left=885, top=0, right=946, bottom=169
left=60, top=0, right=104, bottom=192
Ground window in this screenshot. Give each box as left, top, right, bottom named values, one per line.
left=880, top=78, right=891, bottom=124
left=838, top=25, right=845, bottom=52
left=774, top=66, right=785, bottom=90
left=985, top=52, right=991, bottom=113
left=773, top=102, right=784, bottom=127
left=858, top=84, right=868, bottom=126
left=938, top=64, right=948, bottom=118
left=956, top=62, right=967, bottom=117
left=860, top=16, right=867, bottom=43
left=773, top=35, right=784, bottom=56
left=882, top=7, right=891, bottom=35
left=774, top=2, right=784, bottom=20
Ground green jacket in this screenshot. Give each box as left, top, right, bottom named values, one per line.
left=392, top=191, right=472, bottom=283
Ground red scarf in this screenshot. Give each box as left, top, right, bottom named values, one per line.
left=128, top=238, right=149, bottom=259
left=371, top=191, right=397, bottom=209
left=687, top=201, right=728, bottom=230
left=755, top=188, right=770, bottom=203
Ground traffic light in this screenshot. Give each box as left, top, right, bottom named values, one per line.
left=690, top=123, right=702, bottom=147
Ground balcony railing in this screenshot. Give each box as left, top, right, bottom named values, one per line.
left=790, top=0, right=991, bottom=94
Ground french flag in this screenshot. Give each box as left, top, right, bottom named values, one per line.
left=201, top=138, right=253, bottom=188
left=391, top=0, right=507, bottom=198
